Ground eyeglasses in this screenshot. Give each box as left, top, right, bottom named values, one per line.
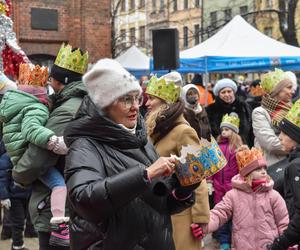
left=118, top=94, right=144, bottom=109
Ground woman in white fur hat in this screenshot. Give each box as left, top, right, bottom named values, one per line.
left=63, top=59, right=196, bottom=250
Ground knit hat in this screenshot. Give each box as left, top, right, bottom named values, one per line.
left=83, top=58, right=142, bottom=110
left=261, top=68, right=292, bottom=97
left=213, top=78, right=237, bottom=96
left=50, top=44, right=88, bottom=85
left=0, top=72, right=17, bottom=94
left=285, top=71, right=298, bottom=91
left=146, top=71, right=183, bottom=104
left=220, top=112, right=240, bottom=134
left=236, top=147, right=267, bottom=177
left=280, top=99, right=300, bottom=144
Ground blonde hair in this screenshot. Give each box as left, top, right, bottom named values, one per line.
left=145, top=103, right=169, bottom=137
left=217, top=127, right=243, bottom=150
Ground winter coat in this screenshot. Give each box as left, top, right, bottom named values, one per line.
left=151, top=114, right=210, bottom=250
left=252, top=106, right=286, bottom=166
left=281, top=146, right=300, bottom=247
left=0, top=140, right=30, bottom=200
left=205, top=175, right=289, bottom=250
left=210, top=138, right=238, bottom=204
left=183, top=108, right=211, bottom=140
left=0, top=90, right=54, bottom=166
left=12, top=81, right=86, bottom=233
left=64, top=96, right=195, bottom=250
left=206, top=96, right=253, bottom=146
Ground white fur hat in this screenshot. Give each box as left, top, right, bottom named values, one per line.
left=83, top=59, right=142, bottom=109
left=213, top=78, right=237, bottom=96
left=285, top=71, right=298, bottom=91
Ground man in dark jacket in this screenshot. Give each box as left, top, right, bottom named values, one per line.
left=12, top=44, right=88, bottom=250
left=268, top=99, right=300, bottom=250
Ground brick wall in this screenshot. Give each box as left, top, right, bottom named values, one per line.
left=11, top=0, right=111, bottom=63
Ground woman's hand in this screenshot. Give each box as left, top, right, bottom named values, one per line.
left=146, top=157, right=176, bottom=179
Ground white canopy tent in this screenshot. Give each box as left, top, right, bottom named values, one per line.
left=116, top=45, right=150, bottom=77
left=178, top=15, right=300, bottom=73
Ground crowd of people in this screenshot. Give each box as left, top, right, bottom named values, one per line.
left=0, top=43, right=299, bottom=250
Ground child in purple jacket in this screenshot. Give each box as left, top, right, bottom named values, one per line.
left=201, top=147, right=289, bottom=250
left=209, top=112, right=243, bottom=249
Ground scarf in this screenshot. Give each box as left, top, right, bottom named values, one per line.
left=152, top=99, right=185, bottom=144
left=251, top=179, right=267, bottom=192
left=261, top=94, right=292, bottom=127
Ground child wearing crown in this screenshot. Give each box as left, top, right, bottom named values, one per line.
left=268, top=99, right=300, bottom=250
left=199, top=147, right=289, bottom=250
left=208, top=112, right=243, bottom=250
left=0, top=63, right=70, bottom=247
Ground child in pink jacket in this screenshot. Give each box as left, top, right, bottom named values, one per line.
left=202, top=147, right=289, bottom=250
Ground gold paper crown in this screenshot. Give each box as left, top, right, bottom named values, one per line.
left=18, top=63, right=49, bottom=87
left=0, top=2, right=8, bottom=15
left=54, top=43, right=89, bottom=74
left=285, top=99, right=300, bottom=128
left=236, top=147, right=264, bottom=172
left=261, top=68, right=288, bottom=94
left=146, top=75, right=181, bottom=103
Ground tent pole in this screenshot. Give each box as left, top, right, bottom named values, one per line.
left=204, top=56, right=209, bottom=106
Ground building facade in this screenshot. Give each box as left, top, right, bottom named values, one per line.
left=11, top=0, right=111, bottom=66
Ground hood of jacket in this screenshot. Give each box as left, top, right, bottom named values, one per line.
left=65, top=95, right=148, bottom=150
left=50, top=81, right=86, bottom=110
left=0, top=90, right=42, bottom=122
left=231, top=174, right=274, bottom=193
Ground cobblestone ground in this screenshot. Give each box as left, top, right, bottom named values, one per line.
left=1, top=224, right=220, bottom=250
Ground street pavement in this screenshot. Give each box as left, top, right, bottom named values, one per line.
left=0, top=224, right=220, bottom=250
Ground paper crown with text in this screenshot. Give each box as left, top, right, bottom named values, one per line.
left=261, top=68, right=289, bottom=94
left=54, top=43, right=89, bottom=74
left=146, top=74, right=181, bottom=104
left=173, top=137, right=227, bottom=186
left=18, top=63, right=48, bottom=87
left=236, top=147, right=267, bottom=177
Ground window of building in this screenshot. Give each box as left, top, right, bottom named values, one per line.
left=184, top=26, right=189, bottom=48
left=224, top=9, right=232, bottom=22
left=194, top=24, right=200, bottom=45
left=120, top=29, right=126, bottom=50
left=139, top=0, right=145, bottom=8
left=265, top=0, right=272, bottom=8
left=173, top=0, right=177, bottom=11
left=130, top=27, right=136, bottom=46
left=139, top=26, right=145, bottom=47
left=264, top=27, right=272, bottom=37
left=152, top=0, right=156, bottom=12
left=240, top=5, right=248, bottom=21
left=184, top=0, right=189, bottom=9
left=160, top=0, right=164, bottom=11
left=195, top=0, right=200, bottom=8
left=121, top=0, right=126, bottom=11
left=130, top=0, right=135, bottom=10
left=210, top=11, right=217, bottom=28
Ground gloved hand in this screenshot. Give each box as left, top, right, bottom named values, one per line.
left=173, top=180, right=200, bottom=199
left=1, top=199, right=11, bottom=210
left=191, top=223, right=205, bottom=240
left=266, top=235, right=290, bottom=250
left=52, top=136, right=69, bottom=155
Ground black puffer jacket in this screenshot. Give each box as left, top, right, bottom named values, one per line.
left=280, top=146, right=300, bottom=247
left=206, top=96, right=254, bottom=146
left=64, top=96, right=194, bottom=250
